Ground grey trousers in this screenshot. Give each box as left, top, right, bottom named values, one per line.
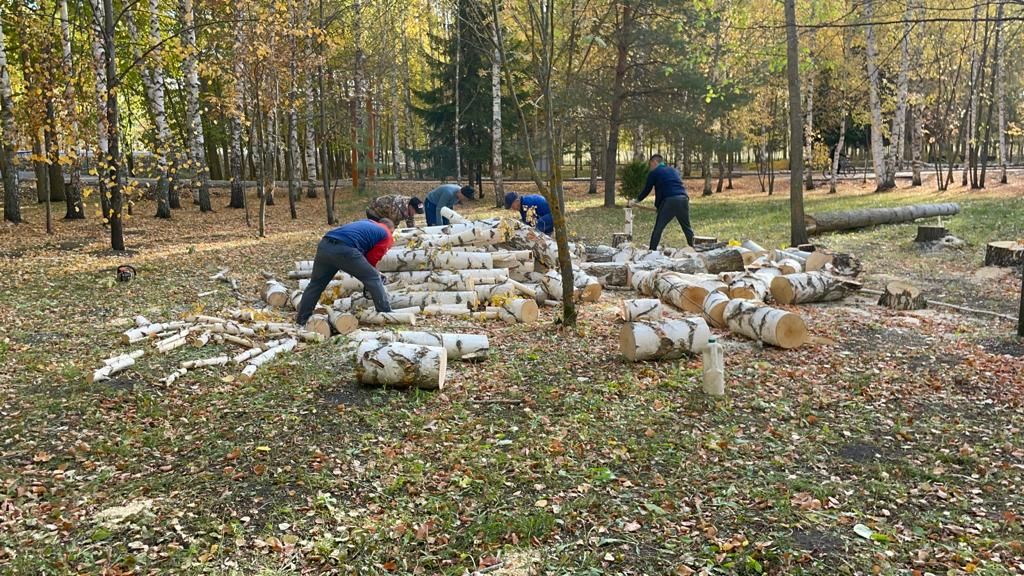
left=650, top=195, right=695, bottom=250
left=295, top=238, right=391, bottom=325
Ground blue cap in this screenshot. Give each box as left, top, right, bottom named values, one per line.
left=503, top=192, right=518, bottom=209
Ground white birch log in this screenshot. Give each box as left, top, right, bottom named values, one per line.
left=539, top=270, right=602, bottom=303
left=102, top=350, right=145, bottom=366
left=439, top=206, right=468, bottom=224
left=742, top=240, right=766, bottom=253
left=420, top=304, right=475, bottom=317
left=388, top=291, right=478, bottom=309
left=580, top=262, right=629, bottom=287
left=620, top=299, right=664, bottom=322
left=240, top=364, right=259, bottom=381
left=247, top=338, right=298, bottom=369
left=354, top=341, right=447, bottom=389
left=500, top=299, right=540, bottom=323
left=289, top=290, right=304, bottom=310
left=192, top=331, right=211, bottom=347
left=347, top=330, right=489, bottom=361
left=297, top=276, right=366, bottom=293
left=263, top=280, right=290, bottom=307
left=770, top=272, right=857, bottom=305
left=728, top=268, right=780, bottom=301
left=163, top=368, right=187, bottom=386
left=233, top=347, right=263, bottom=364
left=619, top=318, right=711, bottom=362
left=305, top=313, right=332, bottom=338
left=222, top=334, right=256, bottom=349
left=89, top=355, right=137, bottom=383
left=775, top=258, right=803, bottom=275
left=327, top=309, right=360, bottom=334
left=122, top=321, right=190, bottom=344
left=387, top=268, right=510, bottom=285
left=378, top=250, right=494, bottom=272
left=356, top=311, right=417, bottom=326
left=134, top=315, right=151, bottom=328
left=181, top=355, right=230, bottom=369
left=702, top=291, right=731, bottom=329
left=724, top=299, right=808, bottom=349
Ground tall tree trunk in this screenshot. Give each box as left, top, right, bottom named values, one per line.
left=265, top=103, right=277, bottom=205
left=490, top=24, right=504, bottom=207
left=0, top=19, right=18, bottom=224
left=803, top=69, right=815, bottom=190
left=59, top=0, right=84, bottom=218
left=603, top=2, right=631, bottom=208
left=454, top=19, right=462, bottom=184
left=979, top=2, right=1002, bottom=189
left=45, top=100, right=65, bottom=229
left=965, top=3, right=983, bottom=188
left=366, top=95, right=375, bottom=182
left=891, top=0, right=912, bottom=171
left=632, top=124, right=643, bottom=161
left=305, top=86, right=319, bottom=197
left=180, top=0, right=210, bottom=211
left=351, top=0, right=363, bottom=192
left=287, top=107, right=299, bottom=219
left=102, top=0, right=124, bottom=250
left=701, top=147, right=712, bottom=196
left=391, top=69, right=402, bottom=180
left=785, top=0, right=808, bottom=245
left=88, top=0, right=111, bottom=220
left=318, top=0, right=335, bottom=224
left=910, top=105, right=923, bottom=186
left=830, top=113, right=846, bottom=194
left=228, top=18, right=246, bottom=210
left=996, top=0, right=1007, bottom=184
left=864, top=0, right=894, bottom=191
left=588, top=129, right=599, bottom=194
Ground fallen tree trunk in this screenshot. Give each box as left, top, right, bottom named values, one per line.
left=354, top=341, right=447, bottom=389
left=386, top=268, right=510, bottom=285
left=724, top=299, right=808, bottom=349
left=619, top=318, right=711, bottom=361
left=439, top=206, right=468, bottom=224
left=388, top=291, right=479, bottom=309
left=702, top=291, right=731, bottom=329
left=355, top=311, right=417, bottom=326
left=805, top=203, right=960, bottom=235
left=770, top=272, right=859, bottom=305
left=698, top=248, right=745, bottom=274
left=348, top=330, right=489, bottom=361
left=580, top=262, right=628, bottom=287
left=985, top=241, right=1024, bottom=268
left=620, top=299, right=663, bottom=322
left=877, top=281, right=927, bottom=310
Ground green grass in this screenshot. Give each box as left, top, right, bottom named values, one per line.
left=0, top=177, right=1022, bottom=574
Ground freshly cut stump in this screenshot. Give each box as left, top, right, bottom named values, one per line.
left=984, top=241, right=1024, bottom=268
left=620, top=299, right=663, bottom=322
left=619, top=318, right=711, bottom=361
left=702, top=291, right=731, bottom=329
left=354, top=341, right=447, bottom=389
left=724, top=299, right=808, bottom=349
left=770, top=272, right=856, bottom=305
left=915, top=225, right=948, bottom=243
left=877, top=281, right=927, bottom=310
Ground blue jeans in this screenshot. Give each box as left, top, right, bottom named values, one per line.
left=295, top=237, right=391, bottom=324
left=650, top=195, right=695, bottom=249
left=424, top=199, right=450, bottom=226
left=535, top=214, right=554, bottom=235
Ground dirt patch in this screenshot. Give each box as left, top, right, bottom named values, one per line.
left=104, top=377, right=138, bottom=393
left=791, top=528, right=845, bottom=556
left=317, top=383, right=386, bottom=407
left=837, top=442, right=885, bottom=463
left=977, top=336, right=1024, bottom=357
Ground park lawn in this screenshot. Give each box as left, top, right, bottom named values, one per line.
left=0, top=175, right=1023, bottom=575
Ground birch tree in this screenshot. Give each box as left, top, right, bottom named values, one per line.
left=490, top=10, right=503, bottom=207
left=0, top=15, right=19, bottom=224
left=59, top=0, right=85, bottom=219
left=785, top=0, right=807, bottom=245
left=180, top=0, right=212, bottom=211
left=890, top=0, right=912, bottom=173
left=864, top=0, right=895, bottom=192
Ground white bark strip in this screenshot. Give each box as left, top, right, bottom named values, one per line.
left=179, top=0, right=209, bottom=203
left=355, top=311, right=417, bottom=326
left=540, top=269, right=602, bottom=303
left=620, top=318, right=711, bottom=362
left=387, top=291, right=478, bottom=309
left=347, top=330, right=489, bottom=361
left=354, top=341, right=447, bottom=389
left=181, top=356, right=230, bottom=369
left=724, top=299, right=808, bottom=349
left=377, top=250, right=494, bottom=272
left=770, top=272, right=855, bottom=305
left=620, top=299, right=663, bottom=322
left=439, top=206, right=468, bottom=223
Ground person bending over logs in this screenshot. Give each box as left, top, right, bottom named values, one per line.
left=425, top=184, right=475, bottom=226
left=504, top=192, right=554, bottom=235
left=366, top=194, right=423, bottom=228
left=630, top=153, right=695, bottom=249
left=296, top=218, right=395, bottom=325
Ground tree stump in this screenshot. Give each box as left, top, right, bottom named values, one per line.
left=984, top=241, right=1024, bottom=268
left=611, top=233, right=632, bottom=248
left=693, top=235, right=719, bottom=246
left=877, top=281, right=927, bottom=310
left=915, top=225, right=948, bottom=243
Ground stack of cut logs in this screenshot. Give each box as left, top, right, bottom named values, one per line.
left=605, top=239, right=863, bottom=360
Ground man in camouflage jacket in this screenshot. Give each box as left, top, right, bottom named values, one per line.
left=365, top=195, right=423, bottom=228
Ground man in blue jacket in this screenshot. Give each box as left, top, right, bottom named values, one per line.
left=504, top=192, right=554, bottom=235
left=631, top=154, right=695, bottom=249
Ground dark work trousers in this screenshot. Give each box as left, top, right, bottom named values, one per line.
left=424, top=199, right=450, bottom=227
left=649, top=195, right=695, bottom=250
left=295, top=237, right=391, bottom=325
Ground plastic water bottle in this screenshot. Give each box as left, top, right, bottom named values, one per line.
left=702, top=337, right=725, bottom=396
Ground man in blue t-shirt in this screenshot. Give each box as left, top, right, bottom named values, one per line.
left=503, top=192, right=554, bottom=235
left=424, top=184, right=475, bottom=226
left=631, top=154, right=695, bottom=249
left=295, top=219, right=395, bottom=326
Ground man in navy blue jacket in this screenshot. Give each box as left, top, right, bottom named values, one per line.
left=631, top=154, right=695, bottom=249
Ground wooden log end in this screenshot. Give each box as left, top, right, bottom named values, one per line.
left=984, top=241, right=1024, bottom=268
left=774, top=313, right=809, bottom=349
left=619, top=323, right=639, bottom=362
left=878, top=281, right=927, bottom=310
left=769, top=276, right=796, bottom=306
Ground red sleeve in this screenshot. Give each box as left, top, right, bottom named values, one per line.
left=365, top=225, right=394, bottom=267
